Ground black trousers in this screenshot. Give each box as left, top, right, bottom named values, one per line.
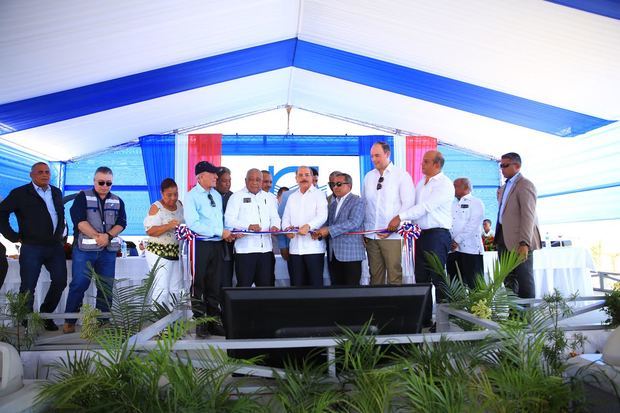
left=496, top=225, right=535, bottom=298
left=329, top=255, right=362, bottom=286
left=289, top=254, right=324, bottom=287
left=235, top=252, right=274, bottom=287
left=447, top=251, right=484, bottom=289
left=414, top=228, right=451, bottom=326
left=193, top=241, right=224, bottom=318
left=19, top=243, right=67, bottom=313
left=0, top=243, right=7, bottom=290
left=220, top=241, right=235, bottom=288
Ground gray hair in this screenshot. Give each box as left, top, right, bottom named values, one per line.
left=246, top=168, right=262, bottom=179
left=334, top=172, right=353, bottom=188
left=454, top=177, right=471, bottom=190
left=501, top=152, right=522, bottom=165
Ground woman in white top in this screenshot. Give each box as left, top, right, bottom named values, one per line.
left=143, top=178, right=184, bottom=306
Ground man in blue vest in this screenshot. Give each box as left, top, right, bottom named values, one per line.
left=63, top=166, right=126, bottom=334
left=0, top=162, right=67, bottom=331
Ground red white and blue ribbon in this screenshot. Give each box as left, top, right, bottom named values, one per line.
left=397, top=221, right=421, bottom=278
left=176, top=222, right=421, bottom=287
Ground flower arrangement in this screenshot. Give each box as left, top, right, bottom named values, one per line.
left=146, top=242, right=179, bottom=260
left=482, top=234, right=495, bottom=251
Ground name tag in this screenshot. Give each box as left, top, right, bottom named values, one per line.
left=243, top=198, right=252, bottom=203
left=460, top=204, right=469, bottom=209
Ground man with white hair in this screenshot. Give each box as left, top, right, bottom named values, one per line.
left=225, top=168, right=280, bottom=287
left=448, top=177, right=484, bottom=289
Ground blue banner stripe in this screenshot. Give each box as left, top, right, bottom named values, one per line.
left=546, top=0, right=620, bottom=20
left=0, top=38, right=613, bottom=137
left=293, top=40, right=614, bottom=137
left=0, top=39, right=297, bottom=133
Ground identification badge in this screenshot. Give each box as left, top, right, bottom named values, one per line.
left=243, top=198, right=252, bottom=203
left=461, top=204, right=469, bottom=209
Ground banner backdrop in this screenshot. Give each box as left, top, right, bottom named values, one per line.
left=187, top=133, right=222, bottom=190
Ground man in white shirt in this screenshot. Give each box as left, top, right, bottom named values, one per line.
left=363, top=142, right=415, bottom=285
left=283, top=166, right=328, bottom=286
left=399, top=151, right=454, bottom=328
left=225, top=169, right=281, bottom=287
left=447, top=178, right=484, bottom=289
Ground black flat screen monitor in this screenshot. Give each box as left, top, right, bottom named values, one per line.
left=222, top=284, right=431, bottom=365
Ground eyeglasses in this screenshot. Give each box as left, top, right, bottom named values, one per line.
left=499, top=163, right=516, bottom=169
left=97, top=181, right=113, bottom=187
left=329, top=182, right=349, bottom=188
left=207, top=193, right=216, bottom=208
left=376, top=176, right=384, bottom=190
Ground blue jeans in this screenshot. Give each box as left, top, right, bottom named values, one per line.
left=19, top=243, right=67, bottom=313
left=65, top=248, right=116, bottom=324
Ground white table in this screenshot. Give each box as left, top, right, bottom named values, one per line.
left=1, top=257, right=150, bottom=317
left=482, top=247, right=595, bottom=299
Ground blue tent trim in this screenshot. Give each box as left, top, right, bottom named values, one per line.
left=547, top=0, right=620, bottom=20
left=0, top=38, right=614, bottom=137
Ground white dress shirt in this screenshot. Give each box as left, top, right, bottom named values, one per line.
left=225, top=188, right=281, bottom=253
left=401, top=172, right=453, bottom=230
left=335, top=191, right=351, bottom=218
left=363, top=162, right=415, bottom=240
left=282, top=186, right=327, bottom=255
left=451, top=193, right=484, bottom=254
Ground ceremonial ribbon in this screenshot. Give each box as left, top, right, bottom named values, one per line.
left=397, top=221, right=421, bottom=279
left=175, top=222, right=421, bottom=287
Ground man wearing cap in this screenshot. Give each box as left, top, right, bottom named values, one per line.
left=184, top=161, right=231, bottom=338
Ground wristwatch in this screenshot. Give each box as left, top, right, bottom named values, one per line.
left=105, top=232, right=114, bottom=242
left=519, top=241, right=529, bottom=247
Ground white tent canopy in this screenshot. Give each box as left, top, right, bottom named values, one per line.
left=0, top=0, right=619, bottom=224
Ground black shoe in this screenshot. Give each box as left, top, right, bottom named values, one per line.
left=43, top=319, right=59, bottom=331
left=428, top=323, right=437, bottom=333
left=196, top=323, right=209, bottom=339
left=207, top=322, right=226, bottom=337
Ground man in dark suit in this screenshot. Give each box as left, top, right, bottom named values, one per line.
left=314, top=172, right=365, bottom=285
left=495, top=152, right=542, bottom=298
left=0, top=162, right=67, bottom=330
left=216, top=167, right=235, bottom=288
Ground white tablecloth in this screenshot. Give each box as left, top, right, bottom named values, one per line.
left=482, top=247, right=595, bottom=299
left=1, top=257, right=150, bottom=316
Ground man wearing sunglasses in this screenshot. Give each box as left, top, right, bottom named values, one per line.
left=64, top=166, right=126, bottom=333
left=495, top=152, right=541, bottom=298
left=362, top=141, right=415, bottom=285
left=0, top=162, right=67, bottom=331
left=314, top=173, right=365, bottom=285
left=184, top=161, right=232, bottom=338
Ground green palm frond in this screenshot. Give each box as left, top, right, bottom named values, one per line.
left=269, top=360, right=343, bottom=413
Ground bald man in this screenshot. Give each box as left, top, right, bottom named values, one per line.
left=399, top=150, right=454, bottom=329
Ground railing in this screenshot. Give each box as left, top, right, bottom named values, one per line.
left=591, top=270, right=620, bottom=293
